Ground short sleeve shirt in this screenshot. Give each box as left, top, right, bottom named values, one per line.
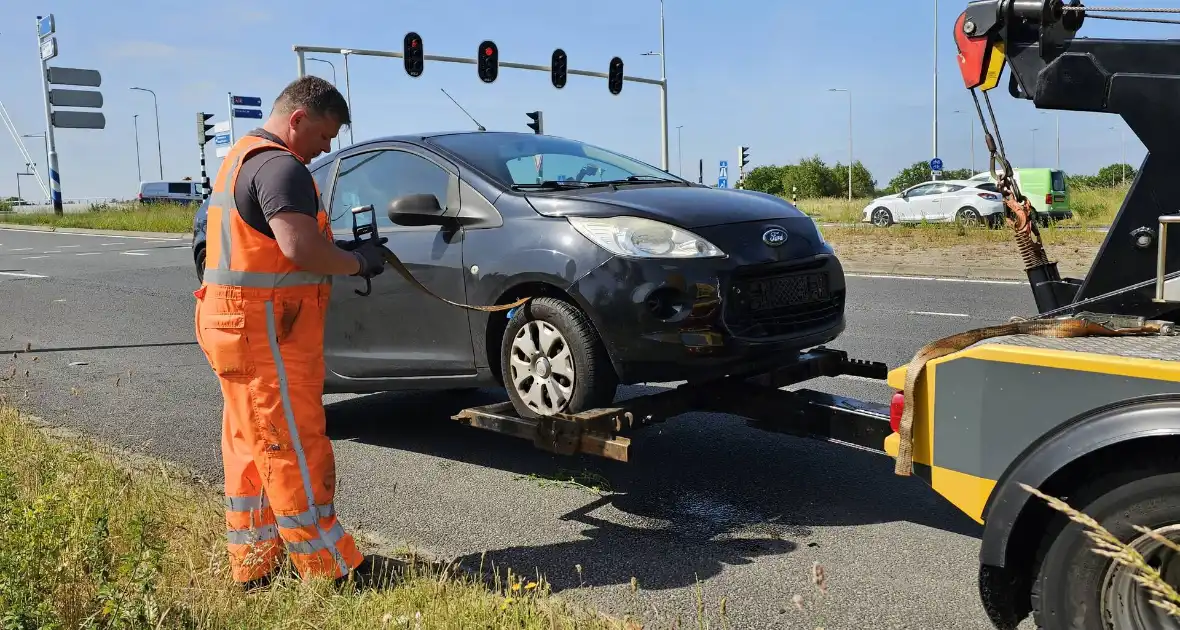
left=233, top=128, right=319, bottom=239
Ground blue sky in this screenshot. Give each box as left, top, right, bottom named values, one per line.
left=0, top=0, right=1168, bottom=201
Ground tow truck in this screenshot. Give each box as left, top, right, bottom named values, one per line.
left=441, top=2, right=1180, bottom=628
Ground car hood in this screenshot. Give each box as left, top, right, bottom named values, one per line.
left=523, top=184, right=809, bottom=229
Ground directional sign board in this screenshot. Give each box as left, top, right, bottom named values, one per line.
left=233, top=108, right=263, bottom=119
left=718, top=177, right=728, bottom=188
left=930, top=157, right=943, bottom=172
left=214, top=133, right=231, bottom=146
left=47, top=67, right=101, bottom=87
left=40, top=37, right=57, bottom=61
left=232, top=96, right=262, bottom=107
left=51, top=111, right=105, bottom=129
left=49, top=89, right=102, bottom=108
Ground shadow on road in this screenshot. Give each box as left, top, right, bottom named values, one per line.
left=325, top=386, right=983, bottom=593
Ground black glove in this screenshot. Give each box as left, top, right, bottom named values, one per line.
left=351, top=237, right=388, bottom=277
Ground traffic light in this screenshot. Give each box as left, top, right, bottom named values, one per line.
left=404, top=32, right=423, bottom=77
left=477, top=40, right=499, bottom=83
left=197, top=112, right=215, bottom=145
left=551, top=48, right=567, bottom=89
left=608, top=56, right=624, bottom=95
left=740, top=146, right=750, bottom=169
left=526, top=111, right=543, bottom=135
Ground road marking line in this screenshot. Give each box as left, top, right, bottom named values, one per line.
left=11, top=248, right=32, bottom=251
left=0, top=228, right=183, bottom=241
left=846, top=273, right=1023, bottom=286
left=121, top=251, right=149, bottom=256
left=40, top=251, right=60, bottom=254
left=76, top=252, right=101, bottom=256
left=21, top=256, right=47, bottom=260
left=59, top=245, right=79, bottom=248
left=0, top=271, right=47, bottom=278
left=909, top=310, right=971, bottom=318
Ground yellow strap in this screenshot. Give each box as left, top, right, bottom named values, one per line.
left=378, top=249, right=528, bottom=313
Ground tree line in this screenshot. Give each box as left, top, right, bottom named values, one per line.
left=739, top=156, right=1137, bottom=199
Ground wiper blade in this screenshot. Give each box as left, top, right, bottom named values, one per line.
left=511, top=180, right=595, bottom=190
left=597, top=175, right=686, bottom=185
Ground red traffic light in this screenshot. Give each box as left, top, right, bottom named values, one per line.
left=404, top=31, right=424, bottom=78
left=477, top=40, right=498, bottom=83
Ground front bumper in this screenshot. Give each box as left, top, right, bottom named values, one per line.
left=569, top=251, right=847, bottom=384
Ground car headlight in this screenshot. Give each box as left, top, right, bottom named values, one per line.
left=567, top=216, right=725, bottom=259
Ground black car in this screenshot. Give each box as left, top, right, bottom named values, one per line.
left=192, top=131, right=846, bottom=418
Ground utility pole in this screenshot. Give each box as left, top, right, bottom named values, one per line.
left=932, top=0, right=939, bottom=180
left=642, top=0, right=669, bottom=171
left=131, top=87, right=162, bottom=179
left=341, top=50, right=355, bottom=145
left=829, top=88, right=853, bottom=200
left=307, top=56, right=340, bottom=150
left=133, top=114, right=141, bottom=182
left=676, top=125, right=683, bottom=176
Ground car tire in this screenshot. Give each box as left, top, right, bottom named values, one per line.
left=194, top=245, right=206, bottom=284
left=1030, top=467, right=1180, bottom=630
left=500, top=297, right=618, bottom=419
left=956, top=207, right=983, bottom=227
left=871, top=207, right=893, bottom=227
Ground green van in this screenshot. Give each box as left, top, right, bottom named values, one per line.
left=966, top=168, right=1072, bottom=222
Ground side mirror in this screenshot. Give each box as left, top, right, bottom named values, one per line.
left=388, top=193, right=447, bottom=226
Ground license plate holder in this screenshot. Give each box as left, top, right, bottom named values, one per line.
left=743, top=272, right=830, bottom=312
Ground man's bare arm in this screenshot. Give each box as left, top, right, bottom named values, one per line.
left=270, top=212, right=362, bottom=275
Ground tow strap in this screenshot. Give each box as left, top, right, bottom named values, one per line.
left=893, top=314, right=1176, bottom=476
left=378, top=247, right=529, bottom=313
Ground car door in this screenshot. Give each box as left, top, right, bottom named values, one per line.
left=321, top=144, right=476, bottom=380
left=896, top=183, right=940, bottom=221
left=932, top=183, right=967, bottom=219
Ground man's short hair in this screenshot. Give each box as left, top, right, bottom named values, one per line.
left=272, top=76, right=351, bottom=126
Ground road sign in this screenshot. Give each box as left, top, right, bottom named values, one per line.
left=37, top=14, right=55, bottom=39
left=47, top=67, right=101, bottom=87
left=48, top=88, right=102, bottom=108
left=213, top=121, right=230, bottom=133
left=930, top=157, right=943, bottom=171
left=40, top=37, right=57, bottom=61
left=51, top=111, right=105, bottom=129
left=720, top=160, right=728, bottom=168
left=718, top=177, right=728, bottom=188
left=233, top=108, right=262, bottom=119
left=232, top=95, right=262, bottom=107
left=214, top=133, right=231, bottom=146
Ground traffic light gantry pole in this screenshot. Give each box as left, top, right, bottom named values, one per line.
left=291, top=38, right=671, bottom=171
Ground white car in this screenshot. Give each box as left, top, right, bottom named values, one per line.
left=862, top=179, right=1005, bottom=227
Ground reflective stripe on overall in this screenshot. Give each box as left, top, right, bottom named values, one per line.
left=194, top=133, right=363, bottom=582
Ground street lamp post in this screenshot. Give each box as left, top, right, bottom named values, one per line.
left=307, top=57, right=341, bottom=151
left=829, top=88, right=853, bottom=201
left=340, top=50, right=355, bottom=145
left=130, top=87, right=163, bottom=179
left=933, top=0, right=939, bottom=180
left=676, top=125, right=683, bottom=176
left=953, top=109, right=975, bottom=174
left=133, top=114, right=142, bottom=182
left=642, top=0, right=669, bottom=172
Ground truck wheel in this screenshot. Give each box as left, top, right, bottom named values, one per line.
left=1031, top=469, right=1180, bottom=630
left=500, top=297, right=618, bottom=419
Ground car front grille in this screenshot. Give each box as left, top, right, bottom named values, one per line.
left=723, top=267, right=844, bottom=339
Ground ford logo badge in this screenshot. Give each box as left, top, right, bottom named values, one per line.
left=762, top=227, right=788, bottom=247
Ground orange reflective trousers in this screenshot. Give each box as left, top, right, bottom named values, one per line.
left=194, top=134, right=364, bottom=583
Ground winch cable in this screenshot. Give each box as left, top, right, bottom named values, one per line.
left=1063, top=4, right=1180, bottom=24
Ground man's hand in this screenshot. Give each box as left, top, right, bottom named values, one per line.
left=351, top=238, right=388, bottom=277
left=270, top=212, right=362, bottom=275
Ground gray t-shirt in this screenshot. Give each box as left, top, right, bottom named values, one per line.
left=233, top=128, right=319, bottom=239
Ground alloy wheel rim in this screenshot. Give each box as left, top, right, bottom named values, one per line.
left=509, top=320, right=576, bottom=415
left=1100, top=523, right=1180, bottom=630
left=873, top=208, right=889, bottom=226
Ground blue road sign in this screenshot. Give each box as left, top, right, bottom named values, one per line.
left=37, top=15, right=55, bottom=39
left=930, top=157, right=943, bottom=171
left=233, top=108, right=263, bottom=119
left=232, top=95, right=262, bottom=107
left=718, top=177, right=728, bottom=188
left=720, top=160, right=728, bottom=168
left=214, top=133, right=230, bottom=146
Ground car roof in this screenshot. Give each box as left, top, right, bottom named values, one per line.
left=308, top=130, right=563, bottom=169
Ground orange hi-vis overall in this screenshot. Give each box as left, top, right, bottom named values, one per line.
left=194, top=133, right=363, bottom=583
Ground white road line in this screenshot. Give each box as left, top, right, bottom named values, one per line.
left=909, top=310, right=971, bottom=318
left=59, top=244, right=79, bottom=248
left=121, top=251, right=149, bottom=256
left=21, top=256, right=47, bottom=260
left=0, top=228, right=183, bottom=241
left=10, top=248, right=31, bottom=251
left=0, top=271, right=47, bottom=278
left=76, top=252, right=101, bottom=256
left=40, top=251, right=60, bottom=254
left=846, top=273, right=1023, bottom=286
left=102, top=242, right=122, bottom=245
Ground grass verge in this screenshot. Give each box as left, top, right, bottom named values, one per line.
left=0, top=405, right=638, bottom=629
left=0, top=202, right=195, bottom=234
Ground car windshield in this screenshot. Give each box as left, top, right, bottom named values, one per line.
left=425, top=132, right=684, bottom=189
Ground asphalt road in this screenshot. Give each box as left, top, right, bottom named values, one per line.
left=0, top=226, right=1039, bottom=630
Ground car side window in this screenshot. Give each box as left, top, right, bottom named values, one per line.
left=907, top=184, right=935, bottom=197
left=329, top=149, right=453, bottom=230
left=941, top=185, right=965, bottom=193
left=311, top=161, right=333, bottom=210
left=976, top=182, right=999, bottom=192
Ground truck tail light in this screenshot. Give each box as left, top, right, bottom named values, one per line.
left=889, top=391, right=905, bottom=433
left=1046, top=193, right=1053, bottom=205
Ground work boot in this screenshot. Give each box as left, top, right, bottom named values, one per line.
left=238, top=569, right=279, bottom=594
left=335, top=554, right=407, bottom=592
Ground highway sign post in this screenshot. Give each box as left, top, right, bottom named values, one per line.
left=930, top=157, right=943, bottom=179
left=36, top=14, right=105, bottom=214
left=293, top=38, right=669, bottom=169
left=718, top=160, right=729, bottom=189
left=225, top=94, right=264, bottom=150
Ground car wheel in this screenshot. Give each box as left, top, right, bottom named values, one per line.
left=194, top=244, right=206, bottom=284
left=956, top=207, right=983, bottom=227
left=871, top=207, right=893, bottom=227
left=500, top=297, right=618, bottom=419
left=1031, top=468, right=1180, bottom=630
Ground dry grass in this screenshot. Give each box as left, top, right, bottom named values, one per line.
left=0, top=201, right=195, bottom=234
left=0, top=405, right=648, bottom=629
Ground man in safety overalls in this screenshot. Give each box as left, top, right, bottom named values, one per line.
left=194, top=75, right=388, bottom=589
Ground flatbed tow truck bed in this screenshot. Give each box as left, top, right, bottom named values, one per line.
left=450, top=346, right=895, bottom=462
